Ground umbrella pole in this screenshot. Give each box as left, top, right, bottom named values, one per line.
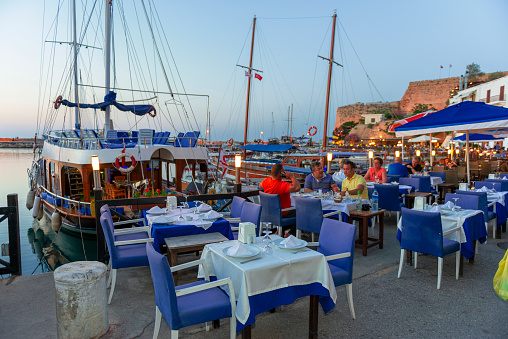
left=451, top=132, right=454, bottom=161
left=402, top=137, right=404, bottom=160
left=429, top=134, right=433, bottom=167
left=466, top=131, right=470, bottom=187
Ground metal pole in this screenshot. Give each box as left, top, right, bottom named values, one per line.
left=243, top=16, right=256, bottom=159
left=94, top=188, right=105, bottom=262
left=322, top=12, right=337, bottom=152
left=72, top=0, right=80, bottom=129
left=466, top=131, right=470, bottom=186
left=429, top=134, right=433, bottom=166
left=104, top=0, right=112, bottom=132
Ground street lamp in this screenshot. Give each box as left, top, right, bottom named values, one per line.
left=91, top=155, right=101, bottom=190
left=416, top=150, right=421, bottom=157
left=260, top=131, right=263, bottom=142
left=368, top=151, right=374, bottom=167
left=395, top=150, right=400, bottom=158
left=327, top=152, right=333, bottom=173
left=235, top=154, right=242, bottom=185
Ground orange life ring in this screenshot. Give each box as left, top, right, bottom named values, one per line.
left=54, top=95, right=62, bottom=109
left=308, top=126, right=317, bottom=136
left=148, top=105, right=156, bottom=117
left=227, top=138, right=234, bottom=146
left=114, top=153, right=137, bottom=173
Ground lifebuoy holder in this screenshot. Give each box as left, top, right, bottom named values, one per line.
left=115, top=152, right=137, bottom=173
left=227, top=138, right=234, bottom=146
left=308, top=126, right=317, bottom=136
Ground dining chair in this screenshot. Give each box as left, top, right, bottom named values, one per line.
left=373, top=184, right=404, bottom=221
left=146, top=243, right=236, bottom=339
left=399, top=177, right=420, bottom=192
left=259, top=191, right=296, bottom=236
left=484, top=179, right=508, bottom=191
left=307, top=218, right=356, bottom=319
left=456, top=166, right=467, bottom=182
left=432, top=166, right=445, bottom=172
left=474, top=181, right=503, bottom=192
left=455, top=190, right=498, bottom=238
left=227, top=201, right=262, bottom=238
left=99, top=212, right=153, bottom=304
left=429, top=171, right=446, bottom=183
left=444, top=193, right=480, bottom=211
left=444, top=170, right=459, bottom=188
left=398, top=207, right=461, bottom=289
left=294, top=197, right=341, bottom=241
left=386, top=174, right=401, bottom=183
left=411, top=175, right=432, bottom=193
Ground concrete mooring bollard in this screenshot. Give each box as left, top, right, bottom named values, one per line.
left=54, top=261, right=109, bottom=339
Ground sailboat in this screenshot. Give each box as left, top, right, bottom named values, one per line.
left=28, top=0, right=210, bottom=234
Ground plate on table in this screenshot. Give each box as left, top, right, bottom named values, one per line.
left=222, top=246, right=261, bottom=259
left=199, top=213, right=224, bottom=221
left=147, top=210, right=165, bottom=216
left=274, top=238, right=308, bottom=250
left=152, top=215, right=178, bottom=224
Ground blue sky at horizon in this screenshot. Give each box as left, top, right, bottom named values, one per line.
left=1, top=0, right=507, bottom=140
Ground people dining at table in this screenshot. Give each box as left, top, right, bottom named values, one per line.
left=405, top=156, right=423, bottom=175
left=304, top=161, right=340, bottom=194
left=387, top=157, right=409, bottom=178
left=260, top=164, right=300, bottom=218
left=499, top=160, right=508, bottom=172
left=364, top=157, right=387, bottom=183
left=340, top=160, right=369, bottom=199
left=332, top=158, right=347, bottom=186
left=444, top=158, right=457, bottom=170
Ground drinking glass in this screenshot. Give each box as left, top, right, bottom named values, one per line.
left=262, top=244, right=273, bottom=257
left=452, top=198, right=459, bottom=212
left=178, top=205, right=185, bottom=221
left=262, top=222, right=273, bottom=245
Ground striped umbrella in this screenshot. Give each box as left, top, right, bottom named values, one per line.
left=388, top=110, right=435, bottom=132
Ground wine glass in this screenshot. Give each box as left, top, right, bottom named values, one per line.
left=452, top=198, right=459, bottom=212
left=262, top=244, right=273, bottom=257
left=177, top=205, right=185, bottom=221
left=262, top=222, right=273, bottom=245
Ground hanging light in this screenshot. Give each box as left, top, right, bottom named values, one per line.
left=416, top=150, right=421, bottom=157
left=395, top=150, right=400, bottom=157
left=431, top=150, right=436, bottom=156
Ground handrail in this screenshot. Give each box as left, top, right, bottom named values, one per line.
left=37, top=184, right=91, bottom=206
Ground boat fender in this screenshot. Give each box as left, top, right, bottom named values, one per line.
left=228, top=138, right=234, bottom=147
left=308, top=126, right=317, bottom=136
left=37, top=205, right=44, bottom=220
left=52, top=211, right=62, bottom=232
left=26, top=190, right=36, bottom=210
left=54, top=95, right=63, bottom=109
left=115, top=153, right=137, bottom=173
left=32, top=195, right=41, bottom=218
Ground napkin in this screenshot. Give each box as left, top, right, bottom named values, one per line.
left=152, top=215, right=175, bottom=224
left=443, top=201, right=455, bottom=209
left=391, top=181, right=399, bottom=185
left=204, top=210, right=221, bottom=219
left=476, top=186, right=489, bottom=192
left=430, top=205, right=443, bottom=213
left=280, top=235, right=301, bottom=248
left=147, top=206, right=164, bottom=214
left=227, top=241, right=252, bottom=256
left=502, top=177, right=508, bottom=180
left=197, top=203, right=212, bottom=212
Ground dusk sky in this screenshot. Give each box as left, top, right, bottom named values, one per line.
left=1, top=0, right=507, bottom=141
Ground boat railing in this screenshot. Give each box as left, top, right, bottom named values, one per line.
left=38, top=184, right=91, bottom=206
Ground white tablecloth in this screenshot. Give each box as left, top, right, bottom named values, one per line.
left=430, top=176, right=443, bottom=185
left=397, top=207, right=483, bottom=243
left=198, top=236, right=337, bottom=324
left=290, top=194, right=356, bottom=217
left=487, top=191, right=508, bottom=206
left=366, top=182, right=413, bottom=193
left=146, top=208, right=215, bottom=230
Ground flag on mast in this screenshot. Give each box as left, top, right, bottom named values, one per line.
left=255, top=73, right=263, bottom=81
left=440, top=65, right=443, bottom=69
left=218, top=148, right=228, bottom=177
left=245, top=71, right=252, bottom=77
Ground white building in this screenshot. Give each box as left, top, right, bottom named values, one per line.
left=363, top=113, right=384, bottom=124
left=450, top=75, right=507, bottom=107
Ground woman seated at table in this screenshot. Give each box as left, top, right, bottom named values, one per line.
left=364, top=157, right=387, bottom=183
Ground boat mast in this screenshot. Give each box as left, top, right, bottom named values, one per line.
left=72, top=0, right=80, bottom=129
left=242, top=16, right=256, bottom=157
left=321, top=12, right=342, bottom=152
left=104, top=0, right=112, bottom=132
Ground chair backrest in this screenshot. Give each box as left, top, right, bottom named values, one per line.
left=155, top=131, right=170, bottom=145
left=411, top=176, right=431, bottom=193
left=259, top=191, right=282, bottom=226
left=100, top=204, right=115, bottom=232
left=469, top=162, right=479, bottom=170
left=432, top=166, right=445, bottom=172
left=130, top=131, right=138, bottom=143
left=480, top=163, right=491, bottom=176
left=174, top=132, right=185, bottom=147
left=484, top=179, right=508, bottom=191
left=145, top=242, right=181, bottom=329
left=138, top=129, right=154, bottom=145
left=455, top=190, right=488, bottom=222
left=475, top=181, right=503, bottom=192
left=444, top=170, right=458, bottom=186
left=373, top=184, right=402, bottom=212
left=317, top=218, right=355, bottom=281
left=400, top=207, right=445, bottom=257
left=106, top=130, right=118, bottom=143
left=100, top=214, right=118, bottom=262
left=399, top=177, right=420, bottom=191
left=456, top=166, right=466, bottom=175
left=429, top=171, right=446, bottom=182
left=240, top=201, right=262, bottom=234
left=386, top=174, right=401, bottom=183
left=294, top=197, right=324, bottom=234
left=444, top=193, right=480, bottom=211
left=500, top=173, right=508, bottom=180
left=230, top=196, right=246, bottom=218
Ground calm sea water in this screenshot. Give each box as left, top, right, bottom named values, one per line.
left=0, top=149, right=95, bottom=276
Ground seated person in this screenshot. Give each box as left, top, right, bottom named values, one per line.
left=332, top=158, right=347, bottom=186
left=304, top=161, right=340, bottom=194
left=387, top=157, right=409, bottom=178
left=499, top=160, right=508, bottom=172
left=260, top=164, right=301, bottom=218
left=405, top=156, right=423, bottom=174
left=444, top=158, right=457, bottom=170
left=340, top=160, right=369, bottom=200
left=364, top=157, right=387, bottom=183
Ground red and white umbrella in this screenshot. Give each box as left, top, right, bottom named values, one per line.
left=388, top=110, right=435, bottom=132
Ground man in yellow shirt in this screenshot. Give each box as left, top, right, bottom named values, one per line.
left=340, top=160, right=369, bottom=200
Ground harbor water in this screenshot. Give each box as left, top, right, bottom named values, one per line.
left=0, top=149, right=95, bottom=276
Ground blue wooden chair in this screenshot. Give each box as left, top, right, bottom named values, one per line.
left=259, top=191, right=296, bottom=236
left=398, top=207, right=461, bottom=289
left=474, top=181, right=503, bottom=192
left=412, top=175, right=432, bottom=193
left=226, top=200, right=262, bottom=238
left=454, top=190, right=498, bottom=238
left=374, top=184, right=404, bottom=221
left=429, top=171, right=446, bottom=183
left=308, top=218, right=356, bottom=319
left=99, top=206, right=152, bottom=304
left=484, top=179, right=508, bottom=191
left=386, top=174, right=401, bottom=183
left=294, top=196, right=340, bottom=241
left=146, top=243, right=236, bottom=338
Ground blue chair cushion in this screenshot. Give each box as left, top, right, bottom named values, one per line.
left=328, top=264, right=352, bottom=286
left=176, top=280, right=232, bottom=328
left=442, top=239, right=460, bottom=257
left=114, top=243, right=149, bottom=269
left=488, top=211, right=497, bottom=222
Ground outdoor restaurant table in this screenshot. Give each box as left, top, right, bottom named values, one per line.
left=290, top=193, right=356, bottom=221
left=366, top=182, right=415, bottom=195
left=198, top=236, right=337, bottom=337
left=405, top=192, right=433, bottom=208
left=348, top=209, right=385, bottom=256
left=145, top=209, right=234, bottom=252
left=397, top=207, right=486, bottom=269
left=487, top=191, right=508, bottom=234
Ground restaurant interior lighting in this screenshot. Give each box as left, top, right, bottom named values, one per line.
left=395, top=150, right=400, bottom=157
left=431, top=150, right=436, bottom=156
left=368, top=151, right=374, bottom=159
left=235, top=154, right=242, bottom=168
left=416, top=150, right=421, bottom=157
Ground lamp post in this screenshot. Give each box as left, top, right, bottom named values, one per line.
left=91, top=155, right=105, bottom=262
left=368, top=151, right=374, bottom=168
left=327, top=152, right=333, bottom=174
left=416, top=149, right=421, bottom=157
left=395, top=150, right=400, bottom=158
left=431, top=150, right=436, bottom=166
left=260, top=131, right=263, bottom=142
left=234, top=154, right=242, bottom=193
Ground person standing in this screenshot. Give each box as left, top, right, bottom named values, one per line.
left=387, top=157, right=409, bottom=177
left=340, top=160, right=369, bottom=200
left=304, top=161, right=340, bottom=193
left=364, top=157, right=387, bottom=183
left=260, top=164, right=300, bottom=218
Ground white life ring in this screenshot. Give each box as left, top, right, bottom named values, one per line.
left=115, top=153, right=137, bottom=173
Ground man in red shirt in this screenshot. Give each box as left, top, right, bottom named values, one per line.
left=260, top=164, right=301, bottom=218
